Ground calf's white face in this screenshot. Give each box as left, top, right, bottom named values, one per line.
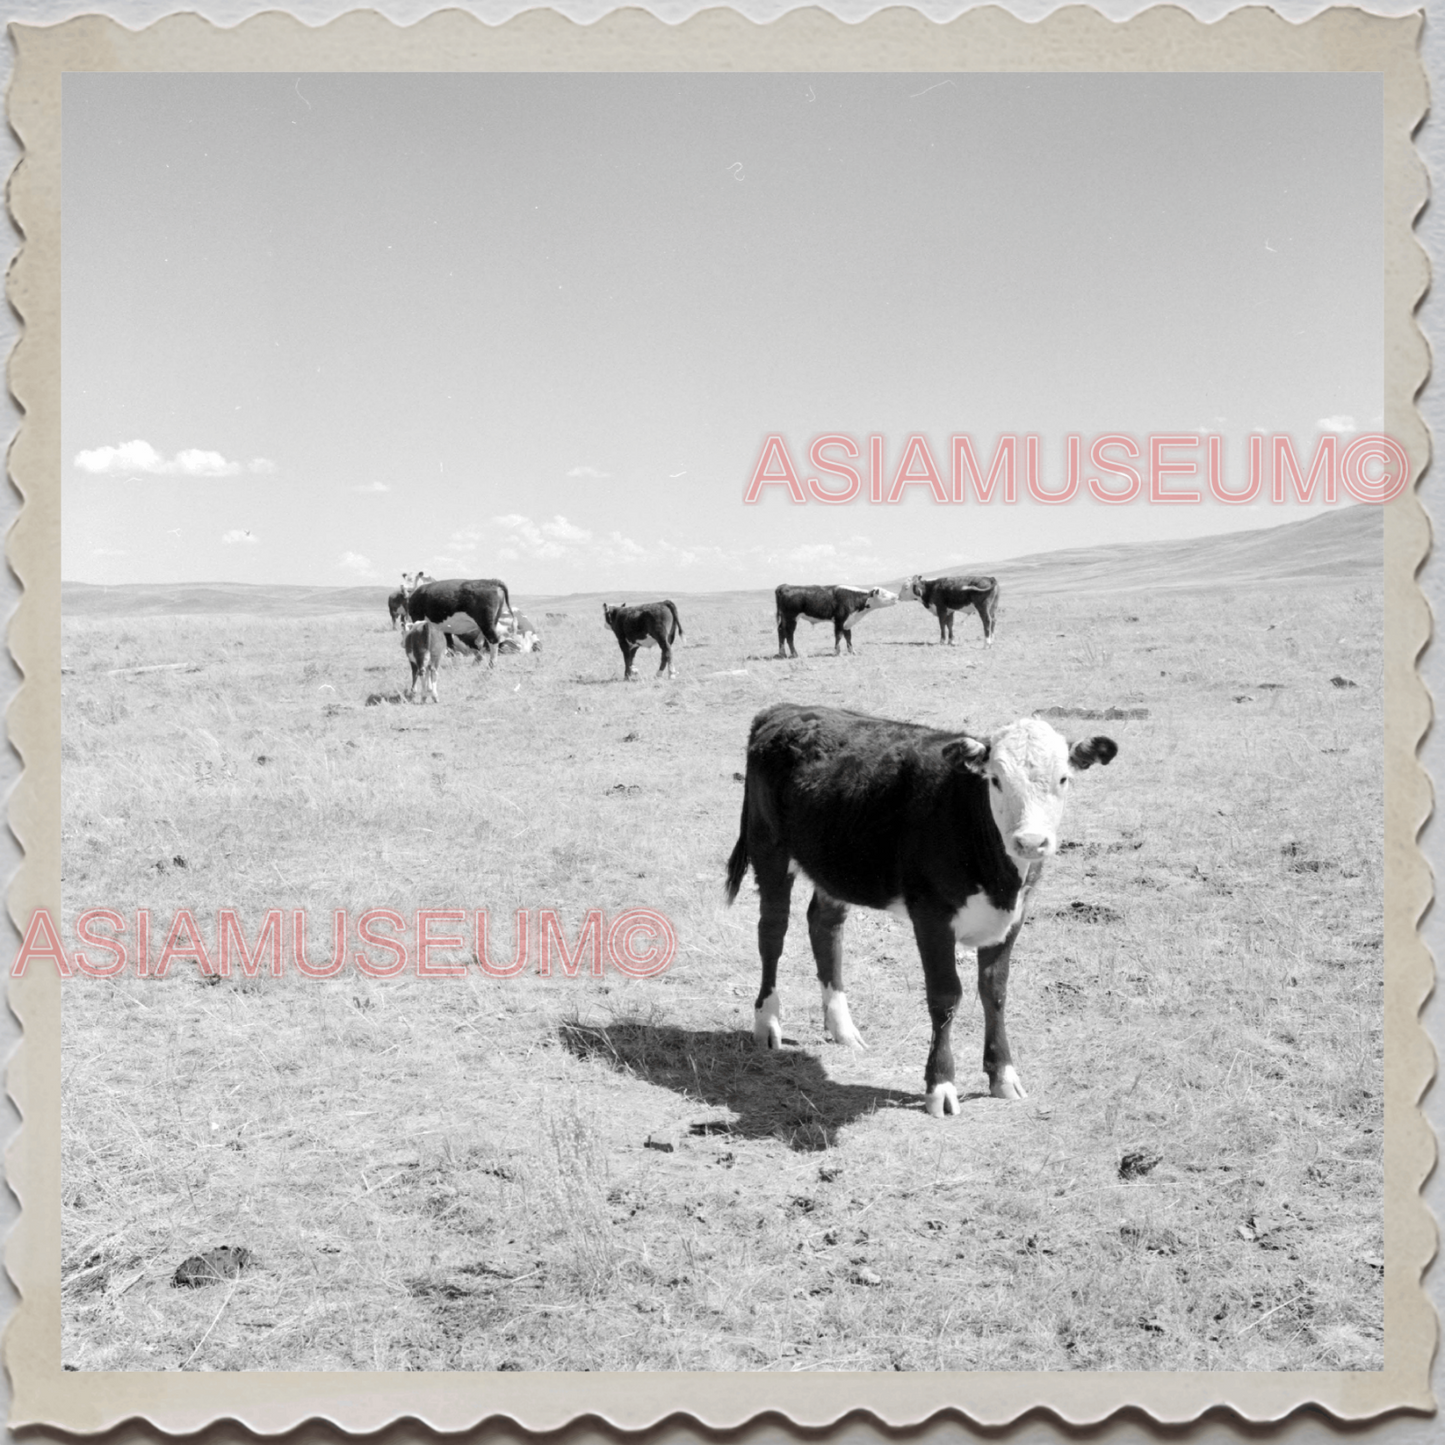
left=974, top=718, right=1077, bottom=863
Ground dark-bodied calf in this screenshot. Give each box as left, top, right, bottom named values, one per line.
left=725, top=703, right=1115, bottom=1115
left=774, top=584, right=896, bottom=659
left=602, top=600, right=684, bottom=679
left=901, top=574, right=999, bottom=647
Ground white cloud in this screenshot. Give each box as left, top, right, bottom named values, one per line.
left=566, top=465, right=611, bottom=480
left=337, top=552, right=378, bottom=579
left=1317, top=415, right=1358, bottom=434
left=221, top=529, right=257, bottom=545
left=74, top=439, right=249, bottom=477
left=355, top=480, right=390, bottom=494
left=542, top=516, right=591, bottom=544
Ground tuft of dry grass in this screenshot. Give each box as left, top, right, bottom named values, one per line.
left=61, top=555, right=1384, bottom=1371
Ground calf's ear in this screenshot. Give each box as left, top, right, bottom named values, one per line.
left=943, top=736, right=990, bottom=773
left=1069, top=736, right=1118, bottom=770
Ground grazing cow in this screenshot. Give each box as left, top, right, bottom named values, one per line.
left=407, top=578, right=514, bottom=668
left=900, top=575, right=1000, bottom=647
left=402, top=619, right=446, bottom=703
left=725, top=703, right=1116, bottom=1115
left=774, top=584, right=897, bottom=659
left=388, top=571, right=432, bottom=629
left=602, top=600, right=684, bottom=679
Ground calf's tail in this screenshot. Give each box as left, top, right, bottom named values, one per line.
left=724, top=782, right=750, bottom=904
left=664, top=599, right=684, bottom=641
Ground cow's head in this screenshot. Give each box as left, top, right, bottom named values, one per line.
left=898, top=575, right=927, bottom=602
left=947, top=719, right=1117, bottom=863
left=863, top=586, right=898, bottom=611
left=602, top=603, right=620, bottom=629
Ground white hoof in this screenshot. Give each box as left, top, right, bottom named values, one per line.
left=925, top=1082, right=960, bottom=1117
left=821, top=986, right=869, bottom=1051
left=990, top=1065, right=1027, bottom=1100
left=753, top=994, right=783, bottom=1050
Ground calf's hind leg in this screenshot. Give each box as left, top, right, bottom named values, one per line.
left=807, top=890, right=866, bottom=1048
left=753, top=867, right=794, bottom=1049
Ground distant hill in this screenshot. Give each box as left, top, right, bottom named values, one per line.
left=892, top=504, right=1383, bottom=599
left=60, top=581, right=388, bottom=618
left=61, top=506, right=1384, bottom=618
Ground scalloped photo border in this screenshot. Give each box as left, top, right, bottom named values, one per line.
left=5, top=4, right=1433, bottom=1433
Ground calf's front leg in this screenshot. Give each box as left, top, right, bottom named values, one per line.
left=911, top=908, right=963, bottom=1116
left=977, top=915, right=1027, bottom=1099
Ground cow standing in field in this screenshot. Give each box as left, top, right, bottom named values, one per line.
left=602, top=600, right=684, bottom=679
left=406, top=578, right=514, bottom=668
left=388, top=571, right=433, bottom=629
left=901, top=574, right=1000, bottom=647
left=725, top=703, right=1116, bottom=1115
left=402, top=619, right=446, bottom=703
left=774, top=584, right=897, bottom=659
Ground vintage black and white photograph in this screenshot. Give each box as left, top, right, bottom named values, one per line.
left=54, top=64, right=1393, bottom=1379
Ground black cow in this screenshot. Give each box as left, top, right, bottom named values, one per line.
left=602, top=600, right=684, bottom=680
left=774, top=584, right=897, bottom=659
left=902, top=574, right=999, bottom=647
left=725, top=704, right=1116, bottom=1115
left=406, top=578, right=513, bottom=668
left=402, top=619, right=446, bottom=703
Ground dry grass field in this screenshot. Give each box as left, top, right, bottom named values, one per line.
left=60, top=506, right=1385, bottom=1372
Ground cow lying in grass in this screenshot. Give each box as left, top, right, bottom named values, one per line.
left=602, top=600, right=684, bottom=680
left=402, top=619, right=446, bottom=703
left=726, top=703, right=1116, bottom=1115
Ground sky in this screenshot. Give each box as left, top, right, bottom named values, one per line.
left=61, top=71, right=1384, bottom=592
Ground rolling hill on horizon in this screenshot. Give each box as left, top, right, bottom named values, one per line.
left=61, top=504, right=1383, bottom=618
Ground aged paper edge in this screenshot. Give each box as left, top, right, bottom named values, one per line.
left=4, top=3, right=1433, bottom=1433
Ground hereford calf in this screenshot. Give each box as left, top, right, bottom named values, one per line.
left=725, top=703, right=1116, bottom=1115
left=900, top=574, right=999, bottom=646
left=602, top=600, right=684, bottom=679
left=774, top=583, right=896, bottom=658
left=402, top=619, right=446, bottom=703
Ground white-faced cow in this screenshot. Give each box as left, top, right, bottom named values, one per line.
left=602, top=601, right=684, bottom=680
left=774, top=584, right=898, bottom=659
left=388, top=571, right=433, bottom=629
left=406, top=578, right=514, bottom=668
left=402, top=619, right=446, bottom=703
left=900, top=574, right=1000, bottom=647
left=725, top=703, right=1116, bottom=1115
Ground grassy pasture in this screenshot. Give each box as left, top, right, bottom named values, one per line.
left=60, top=510, right=1384, bottom=1372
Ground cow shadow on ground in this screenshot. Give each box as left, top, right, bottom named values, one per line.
left=558, top=1020, right=920, bottom=1152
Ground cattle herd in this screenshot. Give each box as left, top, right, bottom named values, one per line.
left=382, top=566, right=1117, bottom=1108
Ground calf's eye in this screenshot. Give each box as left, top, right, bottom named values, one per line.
left=991, top=777, right=1002, bottom=791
